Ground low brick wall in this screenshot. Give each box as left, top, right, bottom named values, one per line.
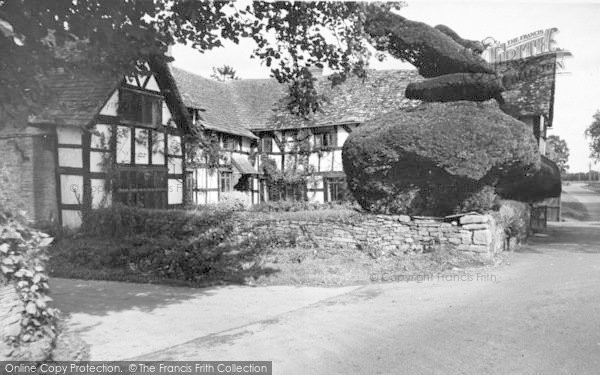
left=237, top=212, right=521, bottom=259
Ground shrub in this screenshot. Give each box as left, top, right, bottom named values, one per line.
left=250, top=200, right=359, bottom=213
left=457, top=186, right=498, bottom=213
left=81, top=204, right=235, bottom=239
left=52, top=204, right=274, bottom=284
left=219, top=191, right=252, bottom=211
left=495, top=200, right=531, bottom=240
left=0, top=208, right=57, bottom=348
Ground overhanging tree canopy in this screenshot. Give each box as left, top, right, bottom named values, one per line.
left=0, top=1, right=402, bottom=127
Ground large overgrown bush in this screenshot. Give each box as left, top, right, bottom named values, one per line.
left=51, top=204, right=275, bottom=284
left=342, top=101, right=540, bottom=215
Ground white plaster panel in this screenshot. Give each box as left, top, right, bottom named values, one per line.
left=89, top=151, right=106, bottom=173
left=168, top=178, right=183, bottom=204
left=58, top=148, right=82, bottom=168
left=99, top=90, right=118, bottom=116
left=57, top=127, right=82, bottom=145
left=61, top=210, right=82, bottom=229
left=60, top=175, right=83, bottom=205
left=91, top=179, right=111, bottom=209
left=332, top=150, right=343, bottom=171
left=91, top=124, right=112, bottom=149
left=320, top=151, right=333, bottom=172
left=168, top=157, right=183, bottom=174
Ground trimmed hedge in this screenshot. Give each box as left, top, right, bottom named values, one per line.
left=434, top=25, right=485, bottom=54
left=405, top=73, right=504, bottom=103
left=497, top=155, right=562, bottom=201
left=342, top=101, right=540, bottom=215
left=364, top=5, right=493, bottom=78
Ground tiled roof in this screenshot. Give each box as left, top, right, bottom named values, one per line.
left=494, top=52, right=568, bottom=127
left=29, top=70, right=120, bottom=127
left=231, top=153, right=258, bottom=174
left=171, top=67, right=423, bottom=134
left=170, top=67, right=260, bottom=139
left=261, top=70, right=423, bottom=130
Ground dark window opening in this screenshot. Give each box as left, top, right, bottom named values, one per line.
left=261, top=136, right=273, bottom=153
left=222, top=135, right=240, bottom=151
left=267, top=181, right=306, bottom=202
left=314, top=128, right=337, bottom=148
left=326, top=177, right=348, bottom=202
left=115, top=166, right=168, bottom=209
left=120, top=88, right=162, bottom=127
left=220, top=171, right=232, bottom=192
left=234, top=174, right=251, bottom=191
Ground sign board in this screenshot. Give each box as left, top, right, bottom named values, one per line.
left=483, top=28, right=561, bottom=64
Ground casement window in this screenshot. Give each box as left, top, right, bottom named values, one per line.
left=116, top=126, right=166, bottom=166
left=119, top=88, right=162, bottom=127
left=314, top=128, right=337, bottom=148
left=261, top=136, right=273, bottom=153
left=267, top=181, right=306, bottom=202
left=220, top=171, right=232, bottom=192
left=115, top=167, right=168, bottom=209
left=222, top=134, right=240, bottom=151
left=326, top=177, right=347, bottom=202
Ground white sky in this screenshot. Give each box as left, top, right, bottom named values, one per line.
left=172, top=0, right=600, bottom=172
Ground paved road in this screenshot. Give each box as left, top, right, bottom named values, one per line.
left=562, top=182, right=600, bottom=221
left=129, top=223, right=600, bottom=374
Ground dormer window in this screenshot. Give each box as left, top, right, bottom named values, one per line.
left=314, top=128, right=336, bottom=148
left=222, top=134, right=240, bottom=151
left=120, top=88, right=162, bottom=127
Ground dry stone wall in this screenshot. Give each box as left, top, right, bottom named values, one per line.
left=0, top=284, right=24, bottom=359
left=238, top=212, right=521, bottom=259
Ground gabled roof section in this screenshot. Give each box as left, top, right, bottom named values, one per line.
left=171, top=67, right=423, bottom=135
left=28, top=59, right=191, bottom=133
left=29, top=69, right=121, bottom=127
left=170, top=67, right=260, bottom=139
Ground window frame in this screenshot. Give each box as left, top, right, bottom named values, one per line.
left=220, top=171, right=233, bottom=193
left=114, top=165, right=168, bottom=209
left=119, top=87, right=163, bottom=128
left=313, top=128, right=336, bottom=149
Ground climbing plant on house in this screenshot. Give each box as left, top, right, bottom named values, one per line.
left=259, top=129, right=320, bottom=201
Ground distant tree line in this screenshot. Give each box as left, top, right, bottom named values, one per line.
left=563, top=171, right=600, bottom=181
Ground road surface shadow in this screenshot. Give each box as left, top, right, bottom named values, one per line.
left=51, top=278, right=226, bottom=317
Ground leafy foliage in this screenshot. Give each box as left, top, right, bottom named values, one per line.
left=258, top=131, right=319, bottom=200
left=585, top=110, right=600, bottom=162
left=80, top=204, right=234, bottom=239
left=545, top=135, right=570, bottom=173
left=50, top=204, right=280, bottom=285
left=0, top=209, right=57, bottom=344
left=0, top=1, right=402, bottom=127
left=210, top=65, right=239, bottom=82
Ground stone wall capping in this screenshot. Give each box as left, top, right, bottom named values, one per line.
left=234, top=211, right=521, bottom=261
